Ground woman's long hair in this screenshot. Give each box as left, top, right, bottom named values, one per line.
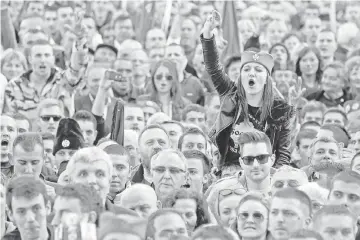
left=295, top=47, right=323, bottom=84
left=149, top=59, right=186, bottom=109
left=237, top=74, right=274, bottom=124
left=163, top=188, right=210, bottom=230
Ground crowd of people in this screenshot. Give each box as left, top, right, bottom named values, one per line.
left=1, top=0, right=360, bottom=239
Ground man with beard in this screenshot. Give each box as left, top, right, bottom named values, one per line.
left=269, top=188, right=312, bottom=240
left=132, top=125, right=171, bottom=185
left=66, top=146, right=138, bottom=216
left=301, top=136, right=342, bottom=178
left=113, top=13, right=135, bottom=51
left=124, top=129, right=141, bottom=169
left=0, top=115, right=18, bottom=178
left=3, top=176, right=51, bottom=240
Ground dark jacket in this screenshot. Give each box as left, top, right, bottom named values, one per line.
left=306, top=89, right=353, bottom=108
left=201, top=34, right=295, bottom=168
left=2, top=228, right=53, bottom=240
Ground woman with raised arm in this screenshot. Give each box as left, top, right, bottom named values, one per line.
left=201, top=10, right=295, bottom=169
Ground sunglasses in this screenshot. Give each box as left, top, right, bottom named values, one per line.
left=238, top=212, right=265, bottom=223
left=241, top=154, right=271, bottom=166
left=219, top=188, right=247, bottom=197
left=40, top=115, right=62, bottom=122
left=155, top=74, right=173, bottom=81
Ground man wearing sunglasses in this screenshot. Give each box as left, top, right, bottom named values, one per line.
left=237, top=131, right=275, bottom=196
left=37, top=98, right=64, bottom=135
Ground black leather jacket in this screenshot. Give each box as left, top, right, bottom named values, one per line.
left=201, top=34, right=295, bottom=168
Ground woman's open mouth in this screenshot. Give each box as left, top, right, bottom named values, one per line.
left=249, top=79, right=255, bottom=87
left=1, top=139, right=9, bottom=150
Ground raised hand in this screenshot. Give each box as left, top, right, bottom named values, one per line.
left=99, top=69, right=115, bottom=91
left=64, top=11, right=87, bottom=48
left=288, top=76, right=306, bottom=106
left=203, top=10, right=222, bottom=38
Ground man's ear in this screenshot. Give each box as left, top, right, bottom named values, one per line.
left=305, top=217, right=312, bottom=227
left=88, top=211, right=97, bottom=224
left=156, top=200, right=162, bottom=210
left=94, top=130, right=98, bottom=139
left=203, top=174, right=209, bottom=184
left=7, top=207, right=14, bottom=224
left=270, top=154, right=276, bottom=166
left=338, top=142, right=344, bottom=149
left=239, top=158, right=245, bottom=169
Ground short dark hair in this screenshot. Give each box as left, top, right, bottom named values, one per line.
left=313, top=204, right=357, bottom=229
left=56, top=183, right=103, bottom=214
left=13, top=132, right=44, bottom=156
left=73, top=110, right=97, bottom=130
left=330, top=170, right=360, bottom=192
left=183, top=150, right=211, bottom=174
left=272, top=188, right=312, bottom=216
left=224, top=55, right=242, bottom=74
left=192, top=224, right=239, bottom=240
left=7, top=112, right=32, bottom=131
left=178, top=128, right=207, bottom=150
left=290, top=229, right=323, bottom=240
left=163, top=189, right=210, bottom=229
left=295, top=129, right=317, bottom=147
left=145, top=209, right=184, bottom=239
left=324, top=107, right=348, bottom=124
left=300, top=101, right=327, bottom=120
left=181, top=104, right=206, bottom=121
left=6, top=176, right=49, bottom=212
left=320, top=124, right=350, bottom=147
left=237, top=131, right=272, bottom=156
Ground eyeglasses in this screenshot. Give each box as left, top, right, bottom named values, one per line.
left=241, top=154, right=271, bottom=165
left=219, top=188, right=247, bottom=197
left=152, top=166, right=185, bottom=175
left=40, top=115, right=62, bottom=122
left=237, top=212, right=266, bottom=223
left=155, top=74, right=173, bottom=81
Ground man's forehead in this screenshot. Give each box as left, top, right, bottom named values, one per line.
left=271, top=197, right=303, bottom=208
left=142, top=128, right=167, bottom=139
left=31, top=44, right=53, bottom=53
left=332, top=180, right=360, bottom=191
left=12, top=194, right=44, bottom=207
left=1, top=115, right=16, bottom=125
left=153, top=153, right=184, bottom=166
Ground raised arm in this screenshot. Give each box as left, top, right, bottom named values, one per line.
left=201, top=10, right=235, bottom=96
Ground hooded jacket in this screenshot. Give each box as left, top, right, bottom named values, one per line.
left=201, top=34, right=295, bottom=169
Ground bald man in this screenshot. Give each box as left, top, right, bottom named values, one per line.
left=118, top=183, right=159, bottom=219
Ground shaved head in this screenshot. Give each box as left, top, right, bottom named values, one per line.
left=119, top=184, right=158, bottom=219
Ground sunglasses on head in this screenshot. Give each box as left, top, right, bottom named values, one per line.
left=219, top=188, right=247, bottom=197
left=238, top=212, right=265, bottom=223
left=241, top=154, right=271, bottom=166
left=40, top=115, right=61, bottom=122
left=155, top=74, right=173, bottom=81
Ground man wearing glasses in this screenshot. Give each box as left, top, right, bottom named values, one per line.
left=237, top=131, right=275, bottom=197
left=37, top=98, right=64, bottom=135
left=150, top=149, right=188, bottom=202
